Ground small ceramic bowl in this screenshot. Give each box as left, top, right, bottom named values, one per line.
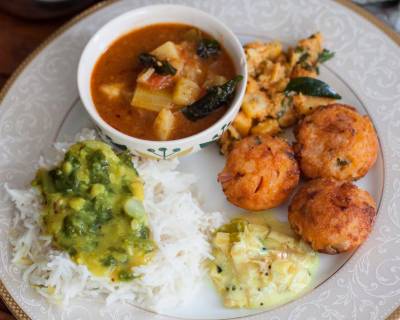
left=78, top=4, right=247, bottom=160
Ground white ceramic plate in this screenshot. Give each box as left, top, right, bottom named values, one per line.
left=0, top=1, right=399, bottom=319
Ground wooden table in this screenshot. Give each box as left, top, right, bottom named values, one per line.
left=0, top=1, right=399, bottom=320
left=0, top=11, right=71, bottom=90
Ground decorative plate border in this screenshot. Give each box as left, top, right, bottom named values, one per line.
left=0, top=1, right=398, bottom=320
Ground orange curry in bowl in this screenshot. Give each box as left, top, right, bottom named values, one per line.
left=91, top=23, right=241, bottom=141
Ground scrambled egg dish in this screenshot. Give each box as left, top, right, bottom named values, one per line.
left=208, top=216, right=318, bottom=308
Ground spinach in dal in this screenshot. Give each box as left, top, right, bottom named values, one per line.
left=33, top=141, right=156, bottom=282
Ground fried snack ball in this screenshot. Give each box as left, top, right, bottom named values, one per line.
left=294, top=104, right=378, bottom=181
left=288, top=178, right=376, bottom=254
left=218, top=134, right=299, bottom=211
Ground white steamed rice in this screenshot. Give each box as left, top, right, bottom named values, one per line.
left=6, top=129, right=225, bottom=311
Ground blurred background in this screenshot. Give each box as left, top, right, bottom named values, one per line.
left=354, top=0, right=400, bottom=30
left=0, top=0, right=399, bottom=319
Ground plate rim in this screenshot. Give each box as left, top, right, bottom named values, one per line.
left=0, top=1, right=398, bottom=319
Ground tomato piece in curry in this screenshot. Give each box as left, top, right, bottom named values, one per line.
left=91, top=23, right=237, bottom=141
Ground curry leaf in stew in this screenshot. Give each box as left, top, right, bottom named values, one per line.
left=138, top=53, right=177, bottom=76
left=182, top=75, right=243, bottom=121
left=197, top=39, right=221, bottom=58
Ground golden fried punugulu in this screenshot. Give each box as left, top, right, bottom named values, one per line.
left=218, top=134, right=299, bottom=211
left=294, top=104, right=378, bottom=181
left=288, top=178, right=377, bottom=254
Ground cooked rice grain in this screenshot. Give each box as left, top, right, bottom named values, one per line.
left=6, top=130, right=224, bottom=311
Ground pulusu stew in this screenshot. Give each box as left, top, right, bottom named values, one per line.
left=91, top=23, right=239, bottom=141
